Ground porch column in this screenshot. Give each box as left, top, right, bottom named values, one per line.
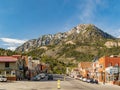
left=4, top=71, right=6, bottom=76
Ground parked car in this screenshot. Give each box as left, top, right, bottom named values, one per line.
left=86, top=78, right=91, bottom=83
left=31, top=73, right=53, bottom=81
left=93, top=79, right=98, bottom=84
left=88, top=78, right=98, bottom=84
left=82, top=78, right=87, bottom=82
left=86, top=78, right=93, bottom=83
left=76, top=75, right=81, bottom=80
left=79, top=77, right=83, bottom=81
left=39, top=73, right=46, bottom=79
left=0, top=75, right=7, bottom=82
left=31, top=74, right=41, bottom=81
left=48, top=74, right=53, bottom=80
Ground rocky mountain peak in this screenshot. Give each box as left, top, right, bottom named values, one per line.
left=76, top=24, right=95, bottom=29
left=16, top=24, right=115, bottom=52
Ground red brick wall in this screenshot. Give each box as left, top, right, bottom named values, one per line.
left=7, top=77, right=16, bottom=81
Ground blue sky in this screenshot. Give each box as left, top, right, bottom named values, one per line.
left=0, top=0, right=120, bottom=50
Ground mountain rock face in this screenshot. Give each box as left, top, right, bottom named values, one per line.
left=104, top=41, right=120, bottom=48
left=16, top=24, right=115, bottom=52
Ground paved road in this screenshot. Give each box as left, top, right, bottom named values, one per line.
left=0, top=75, right=120, bottom=90
left=63, top=77, right=120, bottom=90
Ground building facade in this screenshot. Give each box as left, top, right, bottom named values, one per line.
left=78, top=62, right=92, bottom=78
left=96, top=55, right=120, bottom=83
left=0, top=56, right=18, bottom=80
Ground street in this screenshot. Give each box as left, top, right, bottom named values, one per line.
left=0, top=75, right=120, bottom=90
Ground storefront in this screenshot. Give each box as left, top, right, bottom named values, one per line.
left=105, top=66, right=120, bottom=83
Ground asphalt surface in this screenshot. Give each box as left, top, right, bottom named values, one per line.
left=0, top=74, right=120, bottom=90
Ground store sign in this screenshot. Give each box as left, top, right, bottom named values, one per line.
left=105, top=66, right=118, bottom=74
left=110, top=68, right=118, bottom=74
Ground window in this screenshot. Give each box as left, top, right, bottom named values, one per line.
left=11, top=71, right=15, bottom=75
left=6, top=71, right=10, bottom=74
left=100, top=64, right=103, bottom=68
left=5, top=62, right=9, bottom=67
left=115, top=63, right=118, bottom=67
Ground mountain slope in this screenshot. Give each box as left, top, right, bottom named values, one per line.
left=16, top=24, right=115, bottom=52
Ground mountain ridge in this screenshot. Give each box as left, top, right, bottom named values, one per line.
left=16, top=24, right=115, bottom=52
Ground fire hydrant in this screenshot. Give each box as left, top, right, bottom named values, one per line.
left=57, top=79, right=61, bottom=89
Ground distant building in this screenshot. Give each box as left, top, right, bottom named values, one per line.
left=27, top=56, right=49, bottom=79
left=70, top=68, right=79, bottom=78
left=16, top=55, right=28, bottom=80
left=78, top=62, right=92, bottom=78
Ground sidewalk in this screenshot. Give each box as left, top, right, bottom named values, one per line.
left=99, top=82, right=120, bottom=87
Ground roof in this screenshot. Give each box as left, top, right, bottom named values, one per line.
left=12, top=55, right=21, bottom=57
left=0, top=56, right=18, bottom=62
left=12, top=55, right=21, bottom=59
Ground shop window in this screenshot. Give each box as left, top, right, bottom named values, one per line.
left=5, top=62, right=9, bottom=67
left=100, top=65, right=103, bottom=68
left=6, top=71, right=10, bottom=74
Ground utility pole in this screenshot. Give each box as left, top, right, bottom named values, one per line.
left=118, top=64, right=120, bottom=81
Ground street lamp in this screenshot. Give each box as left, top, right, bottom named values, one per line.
left=118, top=63, right=120, bottom=81
left=103, top=70, right=105, bottom=84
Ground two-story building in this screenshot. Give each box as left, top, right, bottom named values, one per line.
left=27, top=56, right=49, bottom=79
left=96, top=55, right=120, bottom=83
left=0, top=56, right=18, bottom=80
left=16, top=55, right=28, bottom=80
left=78, top=62, right=92, bottom=78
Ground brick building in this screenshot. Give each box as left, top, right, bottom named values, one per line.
left=96, top=55, right=120, bottom=83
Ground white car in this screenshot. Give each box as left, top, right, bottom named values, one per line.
left=0, top=75, right=7, bottom=82
left=86, top=79, right=91, bottom=83
left=79, top=77, right=83, bottom=80
left=82, top=78, right=87, bottom=82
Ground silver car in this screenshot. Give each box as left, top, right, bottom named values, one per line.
left=0, top=75, right=7, bottom=82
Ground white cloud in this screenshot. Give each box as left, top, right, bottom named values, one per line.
left=78, top=0, right=103, bottom=23
left=0, top=38, right=27, bottom=51
left=0, top=38, right=26, bottom=44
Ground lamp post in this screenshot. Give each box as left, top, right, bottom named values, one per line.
left=103, top=70, right=105, bottom=85
left=118, top=64, right=120, bottom=81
